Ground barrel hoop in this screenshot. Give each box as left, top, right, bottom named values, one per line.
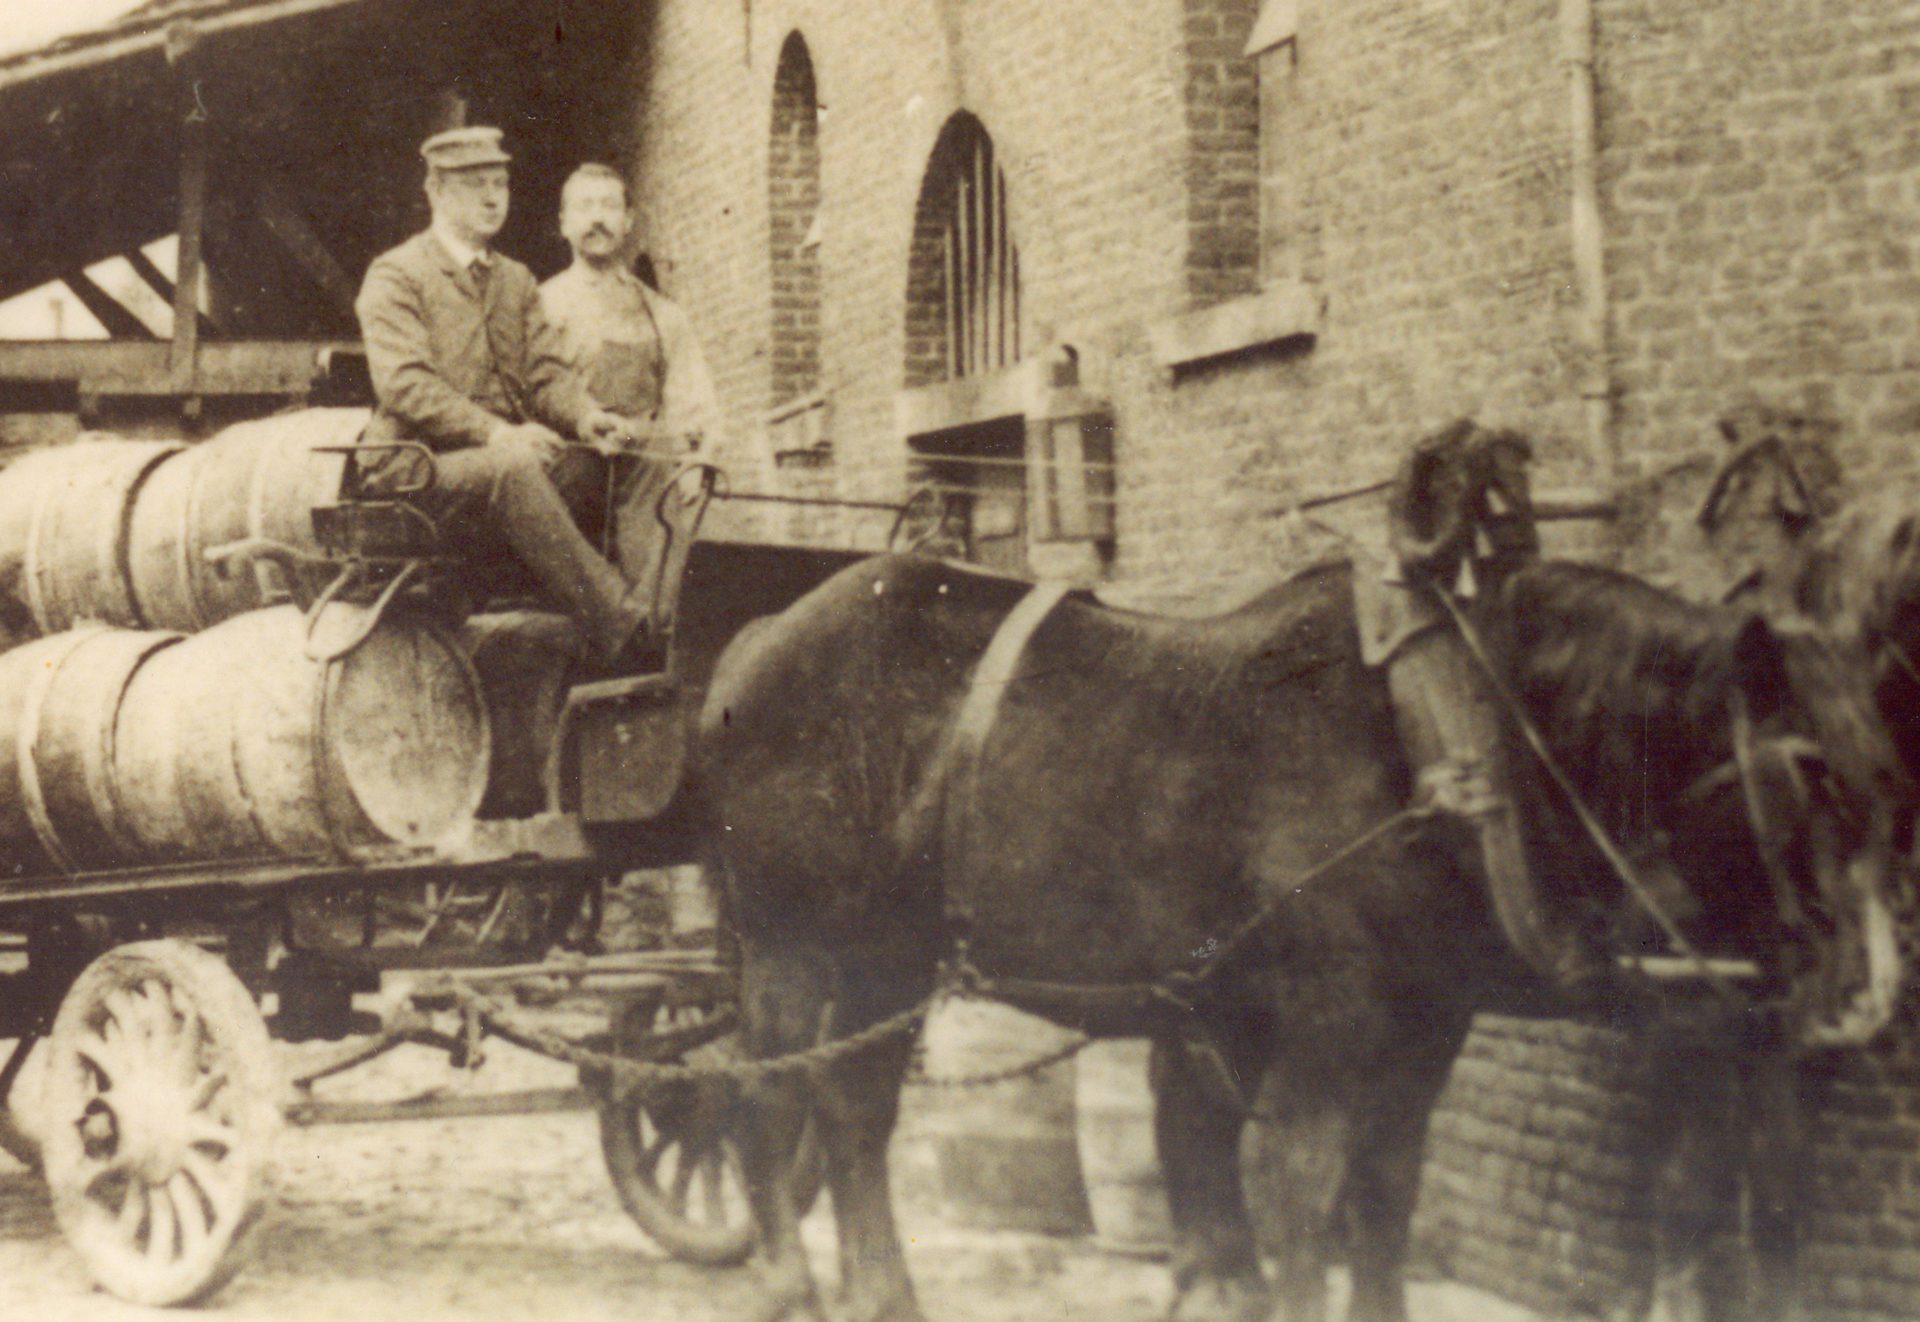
left=223, top=638, right=284, bottom=859
left=89, top=464, right=126, bottom=626
left=310, top=651, right=356, bottom=860
left=244, top=434, right=287, bottom=608
left=179, top=446, right=212, bottom=631
left=22, top=474, right=54, bottom=634
left=17, top=630, right=103, bottom=872
left=115, top=445, right=185, bottom=630
left=91, top=633, right=185, bottom=858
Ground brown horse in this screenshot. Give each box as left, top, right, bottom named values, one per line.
left=694, top=545, right=1910, bottom=1322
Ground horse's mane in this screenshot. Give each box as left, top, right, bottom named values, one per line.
left=1483, top=561, right=1758, bottom=819
left=1785, top=494, right=1920, bottom=648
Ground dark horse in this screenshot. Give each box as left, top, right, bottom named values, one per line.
left=695, top=538, right=1911, bottom=1322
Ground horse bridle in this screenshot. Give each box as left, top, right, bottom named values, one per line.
left=1676, top=696, right=1831, bottom=939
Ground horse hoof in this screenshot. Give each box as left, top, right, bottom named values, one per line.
left=1170, top=1274, right=1271, bottom=1322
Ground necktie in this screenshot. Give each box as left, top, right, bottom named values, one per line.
left=469, top=258, right=490, bottom=297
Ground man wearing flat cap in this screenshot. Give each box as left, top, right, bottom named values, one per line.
left=354, top=125, right=649, bottom=663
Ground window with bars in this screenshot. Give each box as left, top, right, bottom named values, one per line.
left=905, top=114, right=1022, bottom=388
left=941, top=129, right=1020, bottom=379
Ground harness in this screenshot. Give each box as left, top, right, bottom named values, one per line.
left=937, top=581, right=1075, bottom=880
left=925, top=583, right=1431, bottom=1042
left=1428, top=583, right=1894, bottom=1034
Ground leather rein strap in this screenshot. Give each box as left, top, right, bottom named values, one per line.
left=1426, top=582, right=1772, bottom=1006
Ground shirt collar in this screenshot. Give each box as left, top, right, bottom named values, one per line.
left=564, top=258, right=643, bottom=291
left=432, top=222, right=492, bottom=273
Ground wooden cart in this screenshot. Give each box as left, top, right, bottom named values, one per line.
left=0, top=520, right=890, bottom=1306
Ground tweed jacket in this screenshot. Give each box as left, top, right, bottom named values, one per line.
left=355, top=230, right=594, bottom=451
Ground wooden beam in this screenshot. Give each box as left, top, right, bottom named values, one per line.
left=170, top=45, right=209, bottom=401
left=0, top=0, right=382, bottom=95
left=257, top=181, right=361, bottom=317
left=123, top=248, right=174, bottom=305
left=285, top=1086, right=594, bottom=1128
left=0, top=340, right=353, bottom=396
left=58, top=269, right=156, bottom=341
left=125, top=247, right=220, bottom=334
left=169, top=105, right=207, bottom=395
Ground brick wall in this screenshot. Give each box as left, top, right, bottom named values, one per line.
left=1598, top=0, right=1920, bottom=509
left=619, top=2, right=1920, bottom=1316
left=1416, top=1018, right=1657, bottom=1318
left=628, top=0, right=1190, bottom=549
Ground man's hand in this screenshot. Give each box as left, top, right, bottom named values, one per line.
left=580, top=409, right=638, bottom=451
left=490, top=421, right=567, bottom=465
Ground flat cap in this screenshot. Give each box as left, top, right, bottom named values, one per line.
left=421, top=125, right=511, bottom=171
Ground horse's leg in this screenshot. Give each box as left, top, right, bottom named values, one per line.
left=1240, top=1069, right=1351, bottom=1322
left=1733, top=1047, right=1806, bottom=1322
left=1151, top=1035, right=1270, bottom=1322
left=734, top=935, right=834, bottom=1322
left=1643, top=1033, right=1740, bottom=1322
left=1343, top=1013, right=1473, bottom=1322
left=814, top=959, right=933, bottom=1322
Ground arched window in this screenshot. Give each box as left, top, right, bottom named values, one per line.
left=905, top=113, right=1020, bottom=388
left=768, top=32, right=821, bottom=409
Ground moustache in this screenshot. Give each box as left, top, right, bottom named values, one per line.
left=585, top=225, right=616, bottom=239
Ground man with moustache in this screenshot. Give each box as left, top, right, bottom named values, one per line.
left=354, top=128, right=651, bottom=665
left=540, top=164, right=721, bottom=615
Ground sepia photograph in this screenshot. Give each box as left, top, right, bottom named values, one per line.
left=0, top=2, right=1914, bottom=1320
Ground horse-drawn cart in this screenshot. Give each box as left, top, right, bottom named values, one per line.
left=0, top=413, right=894, bottom=1306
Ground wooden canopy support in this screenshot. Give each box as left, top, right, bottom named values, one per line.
left=257, top=181, right=361, bottom=317
left=169, top=24, right=210, bottom=407
left=124, top=248, right=221, bottom=336
left=58, top=268, right=157, bottom=341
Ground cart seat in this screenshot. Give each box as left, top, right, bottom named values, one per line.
left=310, top=499, right=444, bottom=562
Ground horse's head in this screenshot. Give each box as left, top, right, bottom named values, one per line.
left=1494, top=562, right=1913, bottom=1047
left=1672, top=612, right=1914, bottom=1048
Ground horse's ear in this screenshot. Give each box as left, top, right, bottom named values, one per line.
left=1730, top=613, right=1792, bottom=720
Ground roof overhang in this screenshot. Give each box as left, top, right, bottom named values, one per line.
left=0, top=0, right=378, bottom=95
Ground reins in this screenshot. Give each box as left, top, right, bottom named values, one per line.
left=1423, top=583, right=1755, bottom=1006
left=945, top=803, right=1433, bottom=1023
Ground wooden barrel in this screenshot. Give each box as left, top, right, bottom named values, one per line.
left=1074, top=1039, right=1173, bottom=1255
left=915, top=999, right=1094, bottom=1235
left=110, top=604, right=489, bottom=862
left=456, top=611, right=584, bottom=819
left=0, top=440, right=184, bottom=635
left=0, top=626, right=183, bottom=872
left=126, top=408, right=364, bottom=631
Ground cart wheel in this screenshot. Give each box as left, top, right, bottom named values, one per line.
left=41, top=940, right=281, bottom=1306
left=597, top=1007, right=823, bottom=1264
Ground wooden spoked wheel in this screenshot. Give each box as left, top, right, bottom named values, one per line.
left=41, top=940, right=280, bottom=1306
left=597, top=1000, right=823, bottom=1265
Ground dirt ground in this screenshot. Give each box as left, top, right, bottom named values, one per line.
left=0, top=1018, right=1546, bottom=1322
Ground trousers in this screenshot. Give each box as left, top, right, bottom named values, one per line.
left=369, top=440, right=642, bottom=655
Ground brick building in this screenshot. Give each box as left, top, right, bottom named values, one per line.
left=618, top=2, right=1920, bottom=1318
